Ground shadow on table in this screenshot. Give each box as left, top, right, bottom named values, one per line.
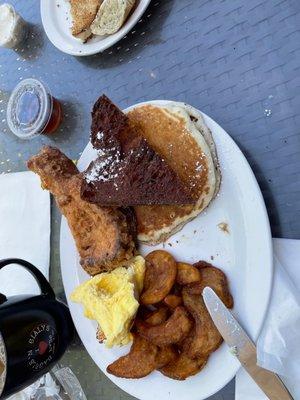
left=55, top=290, right=83, bottom=348
left=42, top=99, right=84, bottom=147
left=75, top=0, right=174, bottom=70
left=15, top=23, right=45, bottom=61
left=240, top=147, right=282, bottom=237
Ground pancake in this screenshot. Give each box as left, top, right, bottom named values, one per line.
left=127, top=102, right=220, bottom=244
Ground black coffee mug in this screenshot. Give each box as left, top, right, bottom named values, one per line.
left=0, top=259, right=74, bottom=399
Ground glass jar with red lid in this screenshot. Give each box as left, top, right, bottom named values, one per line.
left=7, top=78, right=62, bottom=140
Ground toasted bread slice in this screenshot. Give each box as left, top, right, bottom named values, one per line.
left=91, top=0, right=135, bottom=36
left=81, top=95, right=194, bottom=207
left=70, top=0, right=101, bottom=36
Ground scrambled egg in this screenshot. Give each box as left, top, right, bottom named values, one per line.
left=70, top=256, right=145, bottom=348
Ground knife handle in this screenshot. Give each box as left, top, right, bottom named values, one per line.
left=241, top=344, right=294, bottom=400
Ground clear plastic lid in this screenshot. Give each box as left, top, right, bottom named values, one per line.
left=7, top=78, right=53, bottom=140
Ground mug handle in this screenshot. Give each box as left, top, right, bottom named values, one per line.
left=0, top=258, right=55, bottom=298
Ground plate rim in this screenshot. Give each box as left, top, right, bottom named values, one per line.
left=60, top=100, right=273, bottom=399
left=40, top=0, right=152, bottom=56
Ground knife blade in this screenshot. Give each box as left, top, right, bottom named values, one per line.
left=202, top=287, right=293, bottom=400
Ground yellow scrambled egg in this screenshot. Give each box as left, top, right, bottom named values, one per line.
left=70, top=256, right=145, bottom=348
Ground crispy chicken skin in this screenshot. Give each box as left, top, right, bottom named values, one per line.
left=28, top=146, right=136, bottom=275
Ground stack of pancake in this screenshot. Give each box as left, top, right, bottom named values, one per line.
left=82, top=96, right=221, bottom=244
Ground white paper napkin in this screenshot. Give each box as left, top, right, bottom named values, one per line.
left=0, top=171, right=50, bottom=296
left=235, top=238, right=300, bottom=400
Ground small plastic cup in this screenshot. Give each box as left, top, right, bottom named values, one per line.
left=7, top=78, right=63, bottom=140
left=0, top=4, right=28, bottom=49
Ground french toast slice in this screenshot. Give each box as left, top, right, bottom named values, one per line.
left=28, top=146, right=136, bottom=275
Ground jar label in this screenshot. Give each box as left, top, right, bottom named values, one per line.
left=26, top=323, right=58, bottom=371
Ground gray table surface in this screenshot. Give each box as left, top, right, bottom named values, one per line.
left=0, top=0, right=299, bottom=399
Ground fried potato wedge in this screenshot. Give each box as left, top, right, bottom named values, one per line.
left=187, top=263, right=233, bottom=308
left=156, top=345, right=178, bottom=369
left=141, top=251, right=177, bottom=305
left=107, top=334, right=157, bottom=378
left=176, top=262, right=201, bottom=285
left=160, top=353, right=208, bottom=380
left=193, top=261, right=213, bottom=269
left=182, top=289, right=222, bottom=359
left=163, top=294, right=182, bottom=309
left=140, top=307, right=177, bottom=369
left=144, top=306, right=169, bottom=326
left=171, top=283, right=182, bottom=296
left=136, top=306, right=192, bottom=346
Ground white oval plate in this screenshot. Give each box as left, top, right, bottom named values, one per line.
left=60, top=101, right=273, bottom=400
left=40, top=0, right=151, bottom=56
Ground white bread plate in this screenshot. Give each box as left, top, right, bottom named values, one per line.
left=60, top=101, right=273, bottom=400
left=40, top=0, right=151, bottom=56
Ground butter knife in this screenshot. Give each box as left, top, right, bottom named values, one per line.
left=202, top=287, right=293, bottom=400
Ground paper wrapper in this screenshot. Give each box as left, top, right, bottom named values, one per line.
left=236, top=238, right=300, bottom=399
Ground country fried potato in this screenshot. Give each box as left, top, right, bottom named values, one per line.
left=176, top=262, right=201, bottom=285
left=193, top=261, right=213, bottom=269
left=160, top=353, right=208, bottom=380
left=140, top=307, right=177, bottom=369
left=163, top=294, right=182, bottom=309
left=136, top=306, right=192, bottom=346
left=135, top=305, right=151, bottom=321
left=144, top=306, right=169, bottom=326
left=109, top=254, right=233, bottom=381
left=181, top=288, right=222, bottom=359
left=187, top=263, right=233, bottom=308
left=107, top=334, right=157, bottom=378
left=171, top=283, right=182, bottom=296
left=141, top=251, right=177, bottom=305
left=156, top=345, right=178, bottom=369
